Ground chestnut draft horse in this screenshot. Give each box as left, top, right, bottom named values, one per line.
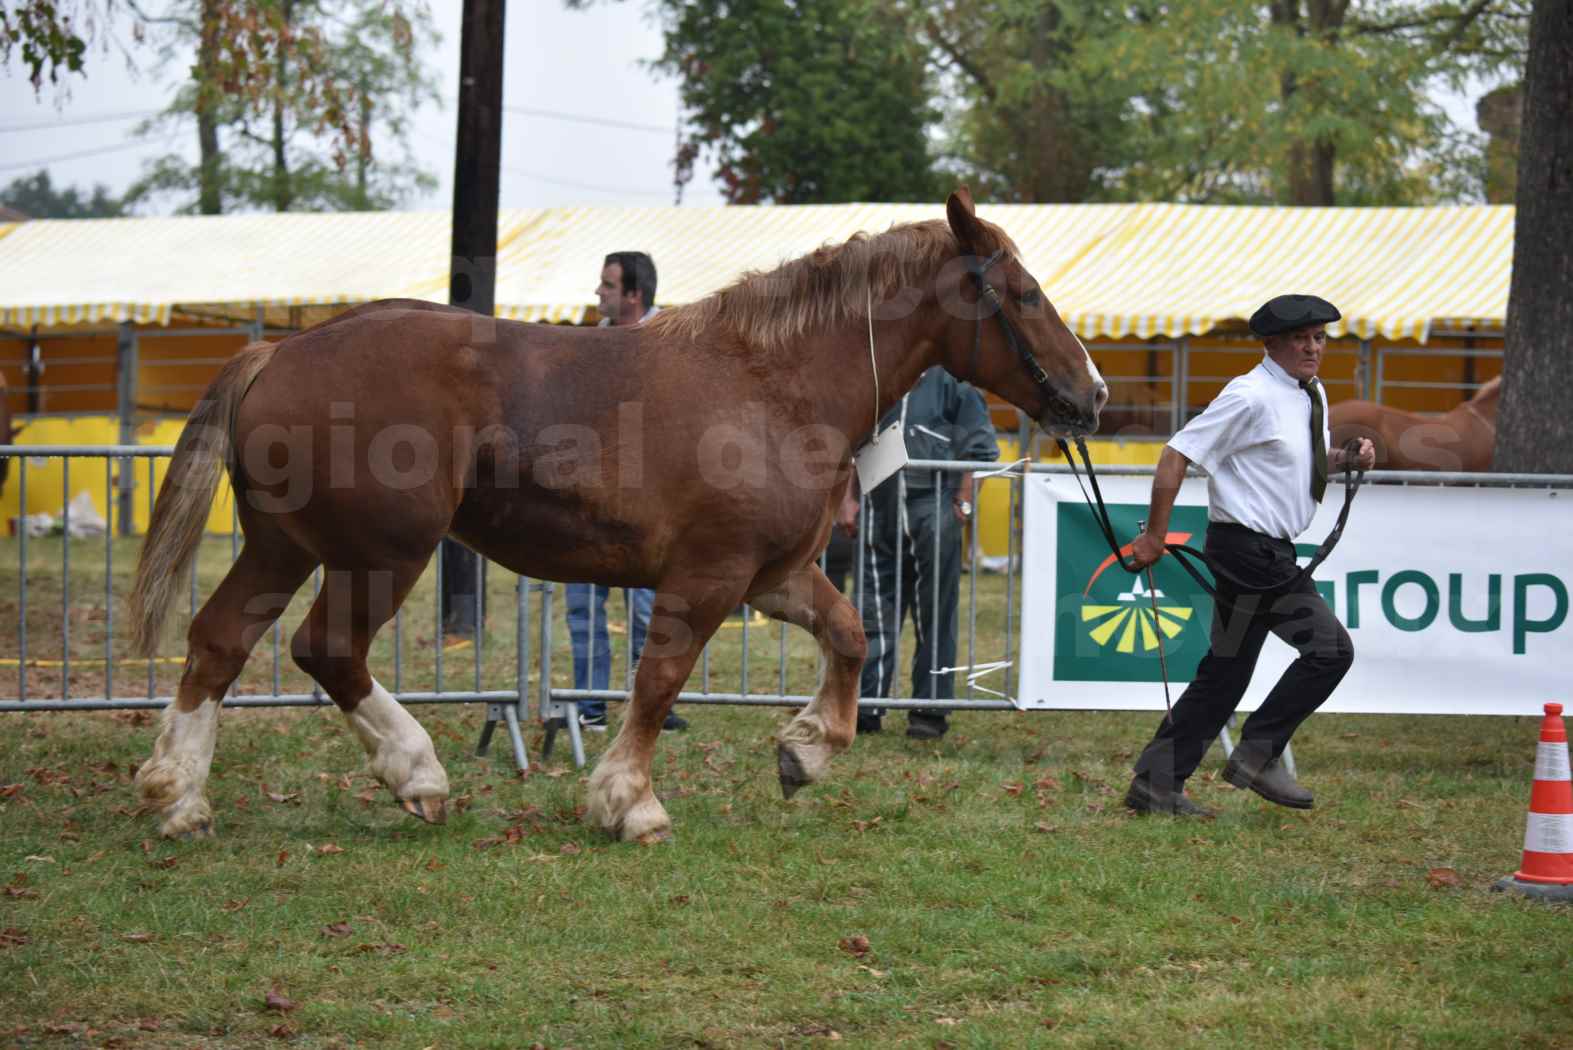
left=126, top=189, right=1108, bottom=842
left=1330, top=376, right=1498, bottom=472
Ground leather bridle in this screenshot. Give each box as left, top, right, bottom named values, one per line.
left=963, top=248, right=1086, bottom=429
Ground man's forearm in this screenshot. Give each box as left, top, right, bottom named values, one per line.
left=1144, top=447, right=1190, bottom=537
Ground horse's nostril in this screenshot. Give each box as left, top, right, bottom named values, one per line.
left=1093, top=381, right=1109, bottom=414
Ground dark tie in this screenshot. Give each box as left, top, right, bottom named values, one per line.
left=1300, top=377, right=1327, bottom=503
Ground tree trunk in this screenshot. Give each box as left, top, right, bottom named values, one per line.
left=271, top=0, right=295, bottom=212
left=356, top=78, right=371, bottom=209
left=195, top=0, right=223, bottom=215
left=1494, top=0, right=1573, bottom=473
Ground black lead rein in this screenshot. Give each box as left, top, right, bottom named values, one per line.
left=961, top=246, right=1366, bottom=597
left=1054, top=435, right=1366, bottom=600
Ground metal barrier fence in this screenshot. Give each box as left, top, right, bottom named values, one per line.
left=5, top=445, right=1569, bottom=774
left=0, top=446, right=1032, bottom=772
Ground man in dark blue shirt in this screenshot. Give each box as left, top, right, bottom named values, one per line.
left=839, top=367, right=999, bottom=739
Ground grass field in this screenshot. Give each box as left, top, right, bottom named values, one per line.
left=3, top=536, right=1572, bottom=1048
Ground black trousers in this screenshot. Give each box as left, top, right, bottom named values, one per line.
left=1132, top=522, right=1354, bottom=790
left=858, top=483, right=962, bottom=706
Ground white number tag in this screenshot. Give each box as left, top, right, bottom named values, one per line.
left=853, top=421, right=908, bottom=493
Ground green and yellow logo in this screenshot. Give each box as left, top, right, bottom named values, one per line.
left=1080, top=568, right=1195, bottom=655
left=1054, top=503, right=1214, bottom=683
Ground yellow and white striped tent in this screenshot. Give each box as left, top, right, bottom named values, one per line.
left=0, top=202, right=1514, bottom=343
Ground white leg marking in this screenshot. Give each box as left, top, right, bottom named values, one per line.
left=777, top=696, right=840, bottom=784
left=587, top=731, right=670, bottom=842
left=342, top=679, right=449, bottom=803
left=136, top=700, right=220, bottom=837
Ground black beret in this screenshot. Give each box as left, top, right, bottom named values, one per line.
left=1248, top=294, right=1341, bottom=338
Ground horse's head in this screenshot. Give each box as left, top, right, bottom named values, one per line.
left=940, top=187, right=1107, bottom=436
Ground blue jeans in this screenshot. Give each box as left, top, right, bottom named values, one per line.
left=565, top=584, right=653, bottom=719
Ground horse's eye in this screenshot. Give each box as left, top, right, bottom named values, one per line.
left=1019, top=288, right=1042, bottom=308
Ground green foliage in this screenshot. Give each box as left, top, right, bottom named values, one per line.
left=0, top=169, right=126, bottom=217
left=125, top=0, right=439, bottom=214
left=0, top=0, right=93, bottom=89
left=927, top=0, right=1530, bottom=205
left=652, top=0, right=941, bottom=204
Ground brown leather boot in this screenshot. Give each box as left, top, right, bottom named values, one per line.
left=1124, top=775, right=1216, bottom=818
left=1223, top=751, right=1314, bottom=809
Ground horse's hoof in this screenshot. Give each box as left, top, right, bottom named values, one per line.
left=777, top=744, right=810, bottom=799
left=175, top=823, right=214, bottom=841
left=400, top=797, right=447, bottom=825
left=635, top=828, right=673, bottom=846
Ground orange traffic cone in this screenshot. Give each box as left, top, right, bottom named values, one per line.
left=1493, top=702, right=1573, bottom=901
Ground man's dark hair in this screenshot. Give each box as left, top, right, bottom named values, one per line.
left=604, top=251, right=657, bottom=309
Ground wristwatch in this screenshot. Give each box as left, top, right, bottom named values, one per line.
left=955, top=499, right=973, bottom=517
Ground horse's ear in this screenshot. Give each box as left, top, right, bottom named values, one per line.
left=946, top=186, right=982, bottom=252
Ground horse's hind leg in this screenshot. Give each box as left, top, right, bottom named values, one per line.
left=137, top=540, right=317, bottom=838
left=750, top=564, right=867, bottom=798
left=290, top=561, right=449, bottom=824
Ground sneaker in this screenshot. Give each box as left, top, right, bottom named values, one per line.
left=856, top=713, right=883, bottom=735
left=578, top=712, right=608, bottom=733
left=662, top=712, right=689, bottom=732
left=906, top=712, right=949, bottom=740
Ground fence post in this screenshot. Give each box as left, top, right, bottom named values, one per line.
left=114, top=323, right=138, bottom=537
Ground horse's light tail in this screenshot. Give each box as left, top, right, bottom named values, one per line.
left=128, top=341, right=279, bottom=658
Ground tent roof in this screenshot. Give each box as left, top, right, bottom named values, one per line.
left=0, top=201, right=1513, bottom=343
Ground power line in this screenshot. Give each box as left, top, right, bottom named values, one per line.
left=499, top=103, right=676, bottom=137
left=0, top=108, right=162, bottom=134
left=0, top=139, right=161, bottom=175
left=499, top=163, right=674, bottom=199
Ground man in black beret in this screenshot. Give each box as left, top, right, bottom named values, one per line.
left=1120, top=294, right=1375, bottom=816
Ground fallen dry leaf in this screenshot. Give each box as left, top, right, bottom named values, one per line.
left=1002, top=782, right=1024, bottom=797
left=265, top=791, right=300, bottom=805
left=838, top=934, right=871, bottom=957
left=269, top=1023, right=295, bottom=1038
left=936, top=1016, right=961, bottom=1025
left=0, top=927, right=31, bottom=948
left=1034, top=774, right=1062, bottom=791
left=1034, top=822, right=1059, bottom=834
left=559, top=842, right=582, bottom=856
left=221, top=898, right=250, bottom=913
left=122, top=931, right=155, bottom=943
left=314, top=843, right=346, bottom=856
left=321, top=922, right=353, bottom=938
left=264, top=989, right=297, bottom=1013
left=1427, top=867, right=1462, bottom=889
left=3, top=886, right=39, bottom=899
left=276, top=850, right=289, bottom=868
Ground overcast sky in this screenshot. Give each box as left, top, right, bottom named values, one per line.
left=1, top=1, right=726, bottom=211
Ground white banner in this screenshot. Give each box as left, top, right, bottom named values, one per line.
left=1017, top=475, right=1570, bottom=716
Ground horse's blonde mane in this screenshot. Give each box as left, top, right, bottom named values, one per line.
left=650, top=219, right=976, bottom=355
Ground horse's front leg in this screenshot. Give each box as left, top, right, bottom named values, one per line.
left=751, top=564, right=867, bottom=797
left=587, top=579, right=738, bottom=842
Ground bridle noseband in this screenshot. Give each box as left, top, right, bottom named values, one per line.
left=963, top=248, right=1085, bottom=427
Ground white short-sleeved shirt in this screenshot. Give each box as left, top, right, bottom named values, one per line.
left=1167, top=354, right=1329, bottom=540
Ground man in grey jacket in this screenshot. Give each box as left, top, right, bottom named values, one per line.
left=839, top=367, right=999, bottom=739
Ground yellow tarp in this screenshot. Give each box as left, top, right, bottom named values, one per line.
left=3, top=417, right=235, bottom=535
left=0, top=202, right=1511, bottom=343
